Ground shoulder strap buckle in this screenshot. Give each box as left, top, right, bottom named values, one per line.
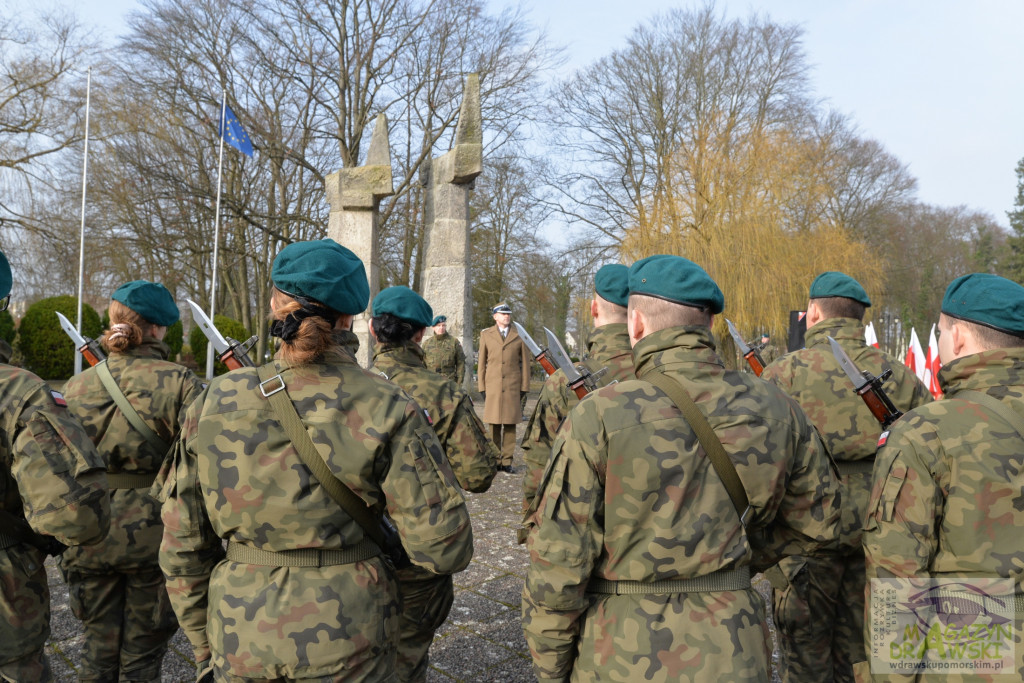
left=259, top=374, right=286, bottom=397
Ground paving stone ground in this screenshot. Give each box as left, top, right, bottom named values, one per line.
left=43, top=396, right=781, bottom=682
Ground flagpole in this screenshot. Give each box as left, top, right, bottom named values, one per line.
left=75, top=67, right=92, bottom=377
left=207, top=90, right=227, bottom=380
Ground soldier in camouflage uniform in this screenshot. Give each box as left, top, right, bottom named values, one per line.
left=421, top=315, right=466, bottom=385
left=860, top=273, right=1024, bottom=682
left=368, top=286, right=497, bottom=682
left=0, top=249, right=111, bottom=682
left=760, top=271, right=931, bottom=682
left=61, top=280, right=204, bottom=682
left=522, top=255, right=842, bottom=682
left=159, top=239, right=473, bottom=682
left=519, top=264, right=634, bottom=526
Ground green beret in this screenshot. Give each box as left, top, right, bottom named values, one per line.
left=809, top=271, right=871, bottom=307
left=372, top=286, right=433, bottom=328
left=942, top=273, right=1024, bottom=336
left=112, top=281, right=179, bottom=326
left=594, top=264, right=629, bottom=307
left=0, top=250, right=10, bottom=300
left=492, top=302, right=512, bottom=314
left=628, top=254, right=724, bottom=314
left=272, top=239, right=368, bottom=315
left=432, top=315, right=447, bottom=326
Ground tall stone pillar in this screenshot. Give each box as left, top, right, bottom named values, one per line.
left=325, top=114, right=393, bottom=367
left=421, top=74, right=482, bottom=388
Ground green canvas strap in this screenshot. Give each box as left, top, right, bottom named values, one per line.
left=955, top=391, right=1024, bottom=440
left=95, top=360, right=168, bottom=455
left=225, top=539, right=378, bottom=567
left=587, top=566, right=751, bottom=595
left=255, top=363, right=388, bottom=555
left=642, top=370, right=751, bottom=525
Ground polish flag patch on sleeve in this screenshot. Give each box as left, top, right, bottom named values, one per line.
left=423, top=409, right=433, bottom=426
left=877, top=430, right=889, bottom=448
left=50, top=390, right=67, bottom=407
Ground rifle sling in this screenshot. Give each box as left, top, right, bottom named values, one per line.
left=255, top=363, right=388, bottom=555
left=95, top=360, right=169, bottom=455
left=642, top=370, right=751, bottom=525
left=952, top=391, right=1024, bottom=440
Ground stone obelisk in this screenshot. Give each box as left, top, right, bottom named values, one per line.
left=421, top=74, right=482, bottom=387
left=325, top=114, right=393, bottom=367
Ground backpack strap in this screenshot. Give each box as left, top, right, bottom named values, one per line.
left=641, top=370, right=751, bottom=525
left=95, top=360, right=168, bottom=454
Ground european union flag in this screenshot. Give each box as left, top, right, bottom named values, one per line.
left=219, top=104, right=254, bottom=157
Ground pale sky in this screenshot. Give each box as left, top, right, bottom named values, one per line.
left=67, top=0, right=1024, bottom=228
left=514, top=0, right=1024, bottom=228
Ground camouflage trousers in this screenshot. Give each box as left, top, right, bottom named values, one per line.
left=490, top=424, right=516, bottom=466
left=62, top=565, right=177, bottom=682
left=0, top=545, right=52, bottom=682
left=769, top=551, right=865, bottom=683
left=394, top=567, right=455, bottom=683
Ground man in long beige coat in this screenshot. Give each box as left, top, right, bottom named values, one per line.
left=478, top=302, right=530, bottom=472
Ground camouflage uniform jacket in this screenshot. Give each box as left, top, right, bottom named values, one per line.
left=1, top=364, right=110, bottom=664
left=862, top=349, right=1024, bottom=680
left=421, top=332, right=466, bottom=385
left=520, top=323, right=633, bottom=512
left=371, top=340, right=497, bottom=493
left=62, top=338, right=203, bottom=571
left=761, top=318, right=931, bottom=545
left=158, top=347, right=473, bottom=679
left=522, top=327, right=842, bottom=681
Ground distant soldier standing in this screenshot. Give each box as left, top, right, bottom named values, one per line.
left=0, top=249, right=111, bottom=682
left=861, top=273, right=1024, bottom=680
left=159, top=239, right=473, bottom=681
left=478, top=302, right=530, bottom=472
left=760, top=271, right=930, bottom=682
left=61, top=280, right=204, bottom=683
left=421, top=314, right=466, bottom=385
left=519, top=264, right=634, bottom=520
left=757, top=331, right=781, bottom=365
left=522, top=255, right=842, bottom=682
left=369, top=286, right=497, bottom=682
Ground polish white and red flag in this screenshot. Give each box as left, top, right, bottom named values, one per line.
left=925, top=324, right=942, bottom=398
left=865, top=322, right=879, bottom=348
left=906, top=328, right=927, bottom=383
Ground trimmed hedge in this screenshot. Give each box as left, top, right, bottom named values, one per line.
left=18, top=296, right=102, bottom=379
left=0, top=310, right=14, bottom=344
left=165, top=319, right=184, bottom=359
left=189, top=314, right=252, bottom=376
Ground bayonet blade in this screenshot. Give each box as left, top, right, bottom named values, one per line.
left=187, top=300, right=231, bottom=355
left=55, top=312, right=88, bottom=347
left=543, top=327, right=583, bottom=383
left=725, top=319, right=752, bottom=355
left=829, top=336, right=869, bottom=391
left=513, top=322, right=542, bottom=358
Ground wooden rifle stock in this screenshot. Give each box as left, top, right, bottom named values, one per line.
left=536, top=352, right=557, bottom=377
left=856, top=372, right=903, bottom=428
left=743, top=350, right=765, bottom=377
left=79, top=341, right=106, bottom=367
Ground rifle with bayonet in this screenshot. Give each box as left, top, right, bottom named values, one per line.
left=725, top=319, right=766, bottom=377
left=0, top=508, right=66, bottom=556
left=828, top=336, right=903, bottom=428
left=513, top=322, right=558, bottom=377
left=187, top=300, right=257, bottom=371
left=56, top=311, right=107, bottom=367
left=543, top=327, right=606, bottom=399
